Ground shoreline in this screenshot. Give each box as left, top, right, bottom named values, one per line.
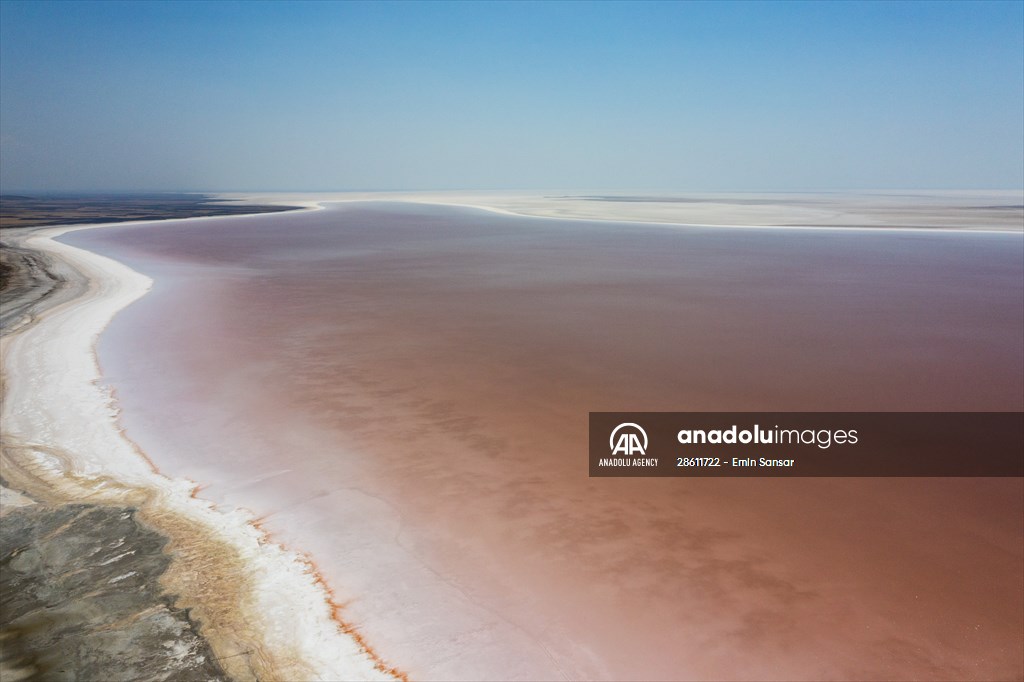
left=0, top=217, right=404, bottom=681
left=217, top=190, right=1024, bottom=234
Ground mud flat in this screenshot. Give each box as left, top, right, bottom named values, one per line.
left=0, top=503, right=228, bottom=681
left=0, top=221, right=402, bottom=681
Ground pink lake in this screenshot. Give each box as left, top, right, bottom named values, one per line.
left=61, top=203, right=1024, bottom=681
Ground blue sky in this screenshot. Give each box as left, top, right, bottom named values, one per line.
left=1, top=0, right=1021, bottom=192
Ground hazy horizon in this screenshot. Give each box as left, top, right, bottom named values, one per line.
left=4, top=187, right=1024, bottom=196
left=2, top=0, right=1022, bottom=193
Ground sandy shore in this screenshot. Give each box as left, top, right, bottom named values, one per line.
left=0, top=221, right=403, bottom=681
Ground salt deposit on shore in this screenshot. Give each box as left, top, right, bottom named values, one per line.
left=0, top=221, right=402, bottom=682
left=216, top=189, right=1024, bottom=232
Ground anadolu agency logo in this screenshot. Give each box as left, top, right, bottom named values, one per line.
left=600, top=423, right=658, bottom=468
left=610, top=422, right=648, bottom=455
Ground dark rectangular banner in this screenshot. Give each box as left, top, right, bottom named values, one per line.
left=589, top=412, right=1024, bottom=477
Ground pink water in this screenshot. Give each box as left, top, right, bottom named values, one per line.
left=63, top=203, right=1024, bottom=680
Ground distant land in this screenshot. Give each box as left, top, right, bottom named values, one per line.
left=0, top=193, right=296, bottom=230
